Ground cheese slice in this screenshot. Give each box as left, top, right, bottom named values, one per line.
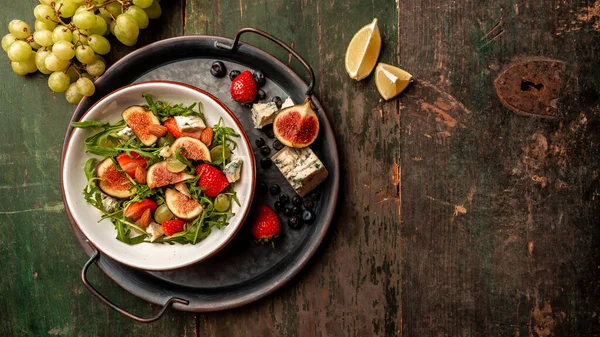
left=251, top=102, right=279, bottom=129
left=280, top=97, right=294, bottom=109
left=174, top=116, right=206, bottom=131
left=224, top=159, right=243, bottom=183
left=272, top=147, right=328, bottom=197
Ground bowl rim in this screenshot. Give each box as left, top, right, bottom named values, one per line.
left=61, top=80, right=256, bottom=271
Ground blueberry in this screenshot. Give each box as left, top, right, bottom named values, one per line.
left=210, top=61, right=226, bottom=77
left=292, top=196, right=302, bottom=206
left=303, top=198, right=314, bottom=209
left=302, top=210, right=315, bottom=224
left=292, top=206, right=301, bottom=215
left=229, top=70, right=241, bottom=81
left=264, top=126, right=275, bottom=139
left=260, top=157, right=272, bottom=169
left=279, top=193, right=290, bottom=204
left=272, top=140, right=284, bottom=151
left=288, top=216, right=301, bottom=229
left=269, top=184, right=281, bottom=195
left=257, top=89, right=266, bottom=100
left=255, top=137, right=265, bottom=147
left=274, top=201, right=283, bottom=212
left=253, top=70, right=266, bottom=87
left=260, top=145, right=271, bottom=156
left=258, top=182, right=268, bottom=194
left=310, top=190, right=321, bottom=201
left=283, top=207, right=293, bottom=216
left=271, top=96, right=283, bottom=109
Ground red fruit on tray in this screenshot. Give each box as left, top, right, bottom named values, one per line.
left=251, top=205, right=281, bottom=244
left=162, top=219, right=186, bottom=236
left=116, top=152, right=149, bottom=178
left=164, top=117, right=203, bottom=140
left=196, top=164, right=229, bottom=197
left=230, top=70, right=257, bottom=104
left=273, top=97, right=320, bottom=148
left=124, top=199, right=158, bottom=221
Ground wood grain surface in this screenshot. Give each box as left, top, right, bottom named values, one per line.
left=1, top=0, right=600, bottom=336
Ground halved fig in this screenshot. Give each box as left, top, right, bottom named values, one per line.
left=273, top=97, right=320, bottom=148
left=95, top=158, right=135, bottom=198
left=146, top=161, right=194, bottom=189
left=165, top=188, right=203, bottom=220
left=122, top=105, right=161, bottom=146
left=170, top=136, right=211, bottom=161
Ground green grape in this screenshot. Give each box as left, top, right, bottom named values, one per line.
left=81, top=72, right=94, bottom=80
left=66, top=66, right=79, bottom=82
left=98, top=8, right=111, bottom=22
left=109, top=20, right=117, bottom=35
left=44, top=53, right=70, bottom=72
left=143, top=1, right=162, bottom=19
left=73, top=10, right=96, bottom=29
left=11, top=61, right=30, bottom=75
left=55, top=0, right=78, bottom=18
left=39, top=0, right=54, bottom=5
left=89, top=15, right=108, bottom=35
left=153, top=204, right=174, bottom=224
left=1, top=34, right=17, bottom=52
left=33, top=4, right=57, bottom=23
left=126, top=6, right=149, bottom=29
left=116, top=14, right=139, bottom=40
left=113, top=25, right=137, bottom=46
left=48, top=71, right=71, bottom=92
left=35, top=47, right=53, bottom=74
left=29, top=40, right=41, bottom=50
left=7, top=41, right=33, bottom=62
left=105, top=2, right=122, bottom=18
left=210, top=145, right=231, bottom=163
left=94, top=54, right=105, bottom=63
left=65, top=82, right=83, bottom=104
left=34, top=19, right=57, bottom=31
left=33, top=30, right=54, bottom=47
left=72, top=29, right=89, bottom=45
left=214, top=194, right=231, bottom=212
left=52, top=25, right=72, bottom=43
left=74, top=5, right=88, bottom=14
left=71, top=0, right=86, bottom=4
left=133, top=0, right=153, bottom=9
left=87, top=34, right=110, bottom=54
left=75, top=45, right=95, bottom=64
left=76, top=77, right=95, bottom=96
left=52, top=41, right=75, bottom=61
left=86, top=58, right=105, bottom=76
left=8, top=20, right=31, bottom=39
left=12, top=53, right=37, bottom=75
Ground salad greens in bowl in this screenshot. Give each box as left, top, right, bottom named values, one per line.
left=62, top=81, right=255, bottom=271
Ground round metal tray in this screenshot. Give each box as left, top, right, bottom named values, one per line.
left=60, top=29, right=339, bottom=320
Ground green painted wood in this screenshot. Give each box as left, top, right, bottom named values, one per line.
left=0, top=1, right=195, bottom=336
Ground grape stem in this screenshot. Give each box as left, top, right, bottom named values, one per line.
left=68, top=63, right=83, bottom=78
left=51, top=3, right=71, bottom=26
left=84, top=0, right=132, bottom=12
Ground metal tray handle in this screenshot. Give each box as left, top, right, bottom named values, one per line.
left=216, top=27, right=315, bottom=97
left=81, top=250, right=189, bottom=323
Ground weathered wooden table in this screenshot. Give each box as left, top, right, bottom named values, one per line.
left=2, top=0, right=600, bottom=336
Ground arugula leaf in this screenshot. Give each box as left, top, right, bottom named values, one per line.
left=72, top=120, right=108, bottom=128
left=142, top=93, right=205, bottom=122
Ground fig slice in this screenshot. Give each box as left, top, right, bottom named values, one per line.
left=165, top=188, right=203, bottom=220
left=122, top=105, right=161, bottom=146
left=273, top=97, right=320, bottom=148
left=95, top=158, right=135, bottom=198
left=146, top=161, right=195, bottom=189
left=169, top=136, right=211, bottom=162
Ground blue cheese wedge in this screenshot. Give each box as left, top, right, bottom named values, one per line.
left=145, top=222, right=164, bottom=242
left=251, top=102, right=279, bottom=129
left=272, top=147, right=328, bottom=197
left=174, top=116, right=205, bottom=131
left=224, top=159, right=243, bottom=183
left=100, top=192, right=118, bottom=212
left=117, top=126, right=134, bottom=140
left=280, top=97, right=294, bottom=109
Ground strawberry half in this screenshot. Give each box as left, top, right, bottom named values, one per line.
left=230, top=70, right=257, bottom=104
left=251, top=205, right=281, bottom=244
left=162, top=219, right=186, bottom=236
left=164, top=117, right=203, bottom=140
left=116, top=152, right=149, bottom=178
left=124, top=199, right=158, bottom=221
left=196, top=164, right=229, bottom=197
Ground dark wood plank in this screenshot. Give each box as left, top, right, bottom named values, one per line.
left=0, top=1, right=195, bottom=336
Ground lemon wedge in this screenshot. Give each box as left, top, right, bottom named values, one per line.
left=374, top=63, right=412, bottom=100
left=345, top=18, right=381, bottom=81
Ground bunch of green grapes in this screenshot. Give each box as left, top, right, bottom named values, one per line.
left=1, top=0, right=162, bottom=104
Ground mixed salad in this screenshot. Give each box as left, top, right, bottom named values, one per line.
left=72, top=94, right=243, bottom=245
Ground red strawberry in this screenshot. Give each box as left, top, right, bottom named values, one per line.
left=230, top=70, right=257, bottom=104
left=124, top=199, right=158, bottom=221
left=162, top=219, right=186, bottom=236
left=116, top=152, right=148, bottom=178
left=164, top=117, right=203, bottom=140
left=196, top=164, right=229, bottom=197
left=251, top=205, right=281, bottom=244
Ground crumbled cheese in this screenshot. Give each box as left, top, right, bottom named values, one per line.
left=145, top=222, right=164, bottom=242
left=117, top=127, right=134, bottom=140
left=251, top=102, right=279, bottom=129
left=159, top=146, right=171, bottom=158
left=174, top=116, right=206, bottom=131
left=224, top=159, right=243, bottom=183
left=271, top=147, right=328, bottom=197
left=100, top=193, right=118, bottom=212
left=280, top=97, right=294, bottom=109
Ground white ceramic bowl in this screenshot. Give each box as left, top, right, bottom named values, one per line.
left=62, top=81, right=255, bottom=271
